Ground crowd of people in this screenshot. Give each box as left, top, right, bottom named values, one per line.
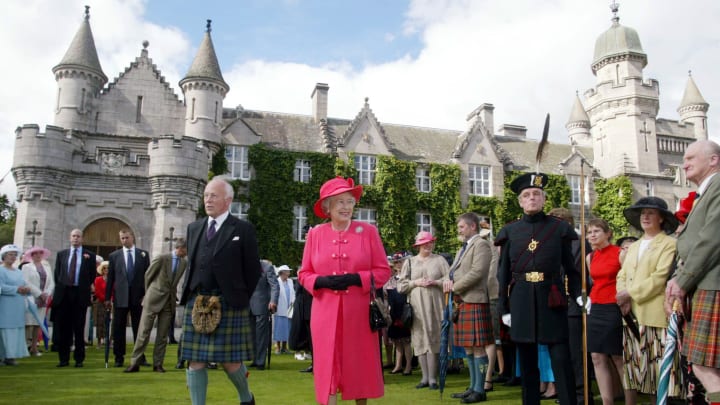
left=1, top=139, right=719, bottom=405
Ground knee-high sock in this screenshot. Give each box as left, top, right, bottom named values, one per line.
left=225, top=364, right=252, bottom=402
left=466, top=355, right=477, bottom=391
left=418, top=354, right=428, bottom=383
left=186, top=367, right=208, bottom=405
left=473, top=355, right=489, bottom=393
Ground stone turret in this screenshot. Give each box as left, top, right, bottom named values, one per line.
left=678, top=72, right=709, bottom=141
left=566, top=93, right=591, bottom=146
left=52, top=6, right=108, bottom=131
left=179, top=20, right=229, bottom=150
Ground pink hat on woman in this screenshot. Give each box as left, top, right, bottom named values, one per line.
left=22, top=246, right=51, bottom=263
left=413, top=231, right=437, bottom=247
left=313, top=177, right=363, bottom=219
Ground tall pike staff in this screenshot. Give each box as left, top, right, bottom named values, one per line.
left=579, top=158, right=589, bottom=405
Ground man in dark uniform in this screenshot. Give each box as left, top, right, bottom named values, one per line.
left=495, top=173, right=586, bottom=405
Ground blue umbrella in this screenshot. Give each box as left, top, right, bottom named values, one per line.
left=25, top=296, right=49, bottom=337
left=657, top=303, right=682, bottom=405
left=439, top=292, right=453, bottom=398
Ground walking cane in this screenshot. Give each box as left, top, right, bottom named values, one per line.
left=579, top=158, right=589, bottom=405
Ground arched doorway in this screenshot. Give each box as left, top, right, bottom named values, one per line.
left=83, top=218, right=130, bottom=260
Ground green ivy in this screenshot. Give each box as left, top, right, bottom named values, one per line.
left=592, top=175, right=634, bottom=238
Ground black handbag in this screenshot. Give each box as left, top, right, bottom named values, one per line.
left=400, top=259, right=414, bottom=328
left=369, top=275, right=389, bottom=331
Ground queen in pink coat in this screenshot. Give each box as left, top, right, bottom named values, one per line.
left=299, top=177, right=391, bottom=405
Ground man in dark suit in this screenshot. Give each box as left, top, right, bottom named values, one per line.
left=52, top=228, right=97, bottom=368
left=180, top=178, right=262, bottom=405
left=124, top=238, right=188, bottom=373
left=248, top=260, right=279, bottom=370
left=105, top=229, right=150, bottom=367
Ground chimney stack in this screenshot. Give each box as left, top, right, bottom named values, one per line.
left=311, top=83, right=329, bottom=123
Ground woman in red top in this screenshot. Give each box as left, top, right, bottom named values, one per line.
left=586, top=219, right=626, bottom=405
left=92, top=261, right=109, bottom=348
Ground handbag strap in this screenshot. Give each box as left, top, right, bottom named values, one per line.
left=370, top=274, right=377, bottom=300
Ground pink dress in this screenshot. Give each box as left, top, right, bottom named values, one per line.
left=299, top=221, right=391, bottom=404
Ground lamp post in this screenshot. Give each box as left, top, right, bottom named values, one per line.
left=26, top=220, right=42, bottom=246
left=164, top=226, right=178, bottom=252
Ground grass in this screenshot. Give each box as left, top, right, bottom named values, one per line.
left=0, top=344, right=532, bottom=404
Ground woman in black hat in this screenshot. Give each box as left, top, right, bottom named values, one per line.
left=615, top=197, right=681, bottom=403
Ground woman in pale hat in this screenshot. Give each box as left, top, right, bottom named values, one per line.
left=92, top=260, right=109, bottom=348
left=299, top=177, right=391, bottom=405
left=274, top=265, right=295, bottom=355
left=0, top=244, right=31, bottom=365
left=398, top=231, right=450, bottom=390
left=616, top=196, right=681, bottom=402
left=21, top=246, right=53, bottom=356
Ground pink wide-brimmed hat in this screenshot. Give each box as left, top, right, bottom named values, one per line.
left=22, top=246, right=51, bottom=262
left=413, top=231, right=437, bottom=247
left=313, top=177, right=363, bottom=219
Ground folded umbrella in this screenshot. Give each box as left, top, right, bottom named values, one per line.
left=657, top=303, right=682, bottom=405
left=104, top=307, right=112, bottom=368
left=25, top=296, right=49, bottom=337
left=623, top=311, right=641, bottom=340
left=438, top=292, right=452, bottom=398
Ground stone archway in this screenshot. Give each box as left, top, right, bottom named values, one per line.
left=83, top=218, right=130, bottom=260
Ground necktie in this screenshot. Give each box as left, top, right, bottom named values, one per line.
left=68, top=248, right=77, bottom=285
left=172, top=256, right=178, bottom=274
left=126, top=249, right=135, bottom=282
left=207, top=219, right=217, bottom=240
left=450, top=242, right=468, bottom=280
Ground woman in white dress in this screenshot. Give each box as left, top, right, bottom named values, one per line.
left=21, top=246, right=54, bottom=356
left=274, top=265, right=296, bottom=354
left=0, top=244, right=31, bottom=365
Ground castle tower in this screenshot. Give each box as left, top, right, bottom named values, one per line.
left=566, top=93, right=591, bottom=146
left=584, top=3, right=660, bottom=177
left=677, top=72, right=709, bottom=141
left=52, top=6, right=108, bottom=131
left=179, top=20, right=229, bottom=149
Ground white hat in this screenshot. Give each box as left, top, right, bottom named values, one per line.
left=276, top=265, right=292, bottom=273
left=0, top=244, right=22, bottom=259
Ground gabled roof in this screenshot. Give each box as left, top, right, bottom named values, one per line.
left=180, top=20, right=228, bottom=89
left=492, top=134, right=593, bottom=175
left=53, top=6, right=107, bottom=82
left=338, top=98, right=390, bottom=148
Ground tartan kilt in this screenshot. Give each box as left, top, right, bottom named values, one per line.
left=453, top=302, right=493, bottom=348
left=683, top=289, right=720, bottom=368
left=180, top=294, right=253, bottom=363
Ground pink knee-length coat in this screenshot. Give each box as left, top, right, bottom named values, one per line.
left=299, top=221, right=391, bottom=404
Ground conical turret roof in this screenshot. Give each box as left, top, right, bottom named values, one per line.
left=679, top=73, right=708, bottom=108
left=180, top=20, right=228, bottom=89
left=53, top=6, right=107, bottom=82
left=567, top=93, right=590, bottom=125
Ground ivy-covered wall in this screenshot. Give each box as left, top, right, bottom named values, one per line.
left=592, top=175, right=634, bottom=238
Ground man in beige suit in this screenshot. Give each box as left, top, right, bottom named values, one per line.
left=666, top=140, right=720, bottom=402
left=125, top=238, right=188, bottom=373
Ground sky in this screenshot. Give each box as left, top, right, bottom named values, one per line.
left=1, top=0, right=719, bottom=200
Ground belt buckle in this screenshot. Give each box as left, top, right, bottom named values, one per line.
left=525, top=272, right=544, bottom=282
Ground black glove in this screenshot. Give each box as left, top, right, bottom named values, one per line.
left=314, top=276, right=334, bottom=290
left=314, top=274, right=362, bottom=290
left=336, top=274, right=361, bottom=289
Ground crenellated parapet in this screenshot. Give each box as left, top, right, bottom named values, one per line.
left=147, top=135, right=212, bottom=180
left=14, top=124, right=79, bottom=171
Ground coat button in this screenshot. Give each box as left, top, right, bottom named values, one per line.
left=333, top=272, right=337, bottom=275
left=332, top=253, right=337, bottom=258
left=332, top=240, right=337, bottom=244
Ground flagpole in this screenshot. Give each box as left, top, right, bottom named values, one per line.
left=579, top=158, right=589, bottom=405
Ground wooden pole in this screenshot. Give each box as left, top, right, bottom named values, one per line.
left=579, top=159, right=589, bottom=405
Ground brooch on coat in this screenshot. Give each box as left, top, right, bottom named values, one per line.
left=527, top=238, right=539, bottom=252
left=141, top=252, right=146, bottom=258
left=355, top=226, right=364, bottom=233
left=83, top=253, right=90, bottom=259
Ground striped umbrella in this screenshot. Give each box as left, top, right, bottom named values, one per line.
left=657, top=303, right=682, bottom=405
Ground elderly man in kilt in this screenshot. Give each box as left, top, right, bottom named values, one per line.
left=495, top=173, right=584, bottom=405
left=666, top=140, right=720, bottom=404
left=179, top=178, right=262, bottom=405
left=444, top=212, right=495, bottom=403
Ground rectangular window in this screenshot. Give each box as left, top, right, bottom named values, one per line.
left=356, top=208, right=377, bottom=225
left=468, top=165, right=491, bottom=196
left=136, top=95, right=143, bottom=123
left=416, top=212, right=432, bottom=233
left=230, top=202, right=250, bottom=220
left=294, top=160, right=312, bottom=183
left=354, top=155, right=376, bottom=185
left=416, top=167, right=431, bottom=193
left=293, top=205, right=308, bottom=241
left=569, top=175, right=589, bottom=205
left=646, top=181, right=654, bottom=196
left=225, top=146, right=250, bottom=180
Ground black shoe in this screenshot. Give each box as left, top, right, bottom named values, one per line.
left=254, top=364, right=265, bottom=371
left=415, top=382, right=429, bottom=389
left=114, top=357, right=124, bottom=367
left=429, top=383, right=439, bottom=390
left=74, top=362, right=83, bottom=368
left=56, top=361, right=70, bottom=368
left=462, top=391, right=487, bottom=403
left=138, top=355, right=151, bottom=367
left=300, top=365, right=313, bottom=373
left=452, top=388, right=473, bottom=399
left=484, top=381, right=494, bottom=392
left=175, top=361, right=185, bottom=369
left=124, top=364, right=140, bottom=373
